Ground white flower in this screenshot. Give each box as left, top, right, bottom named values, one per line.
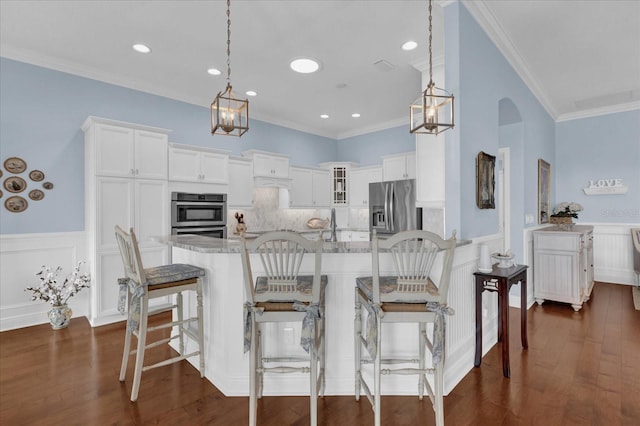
left=26, top=261, right=91, bottom=306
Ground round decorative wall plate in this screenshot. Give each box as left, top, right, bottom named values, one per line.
left=4, top=176, right=27, bottom=193
left=0, top=189, right=3, bottom=198
left=43, top=182, right=54, bottom=190
left=4, top=157, right=27, bottom=174
left=29, top=189, right=45, bottom=201
left=5, top=196, right=28, bottom=212
left=29, top=170, right=45, bottom=181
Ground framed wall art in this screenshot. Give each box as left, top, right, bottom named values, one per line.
left=538, top=159, right=551, bottom=224
left=476, top=151, right=496, bottom=209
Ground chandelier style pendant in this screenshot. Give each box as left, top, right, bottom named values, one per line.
left=410, top=0, right=454, bottom=135
left=211, top=0, right=248, bottom=137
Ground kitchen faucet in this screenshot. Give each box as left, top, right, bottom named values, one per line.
left=330, top=208, right=337, bottom=242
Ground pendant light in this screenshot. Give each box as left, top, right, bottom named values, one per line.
left=211, top=0, right=248, bottom=137
left=410, top=0, right=454, bottom=135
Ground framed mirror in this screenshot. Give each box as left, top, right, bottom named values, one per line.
left=538, top=159, right=551, bottom=224
left=476, top=151, right=495, bottom=209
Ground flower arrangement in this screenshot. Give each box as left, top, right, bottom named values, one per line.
left=551, top=202, right=583, bottom=219
left=25, top=262, right=91, bottom=307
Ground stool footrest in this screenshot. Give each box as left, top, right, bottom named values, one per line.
left=142, top=350, right=200, bottom=372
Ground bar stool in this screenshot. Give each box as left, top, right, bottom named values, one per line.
left=240, top=231, right=327, bottom=426
left=354, top=229, right=457, bottom=426
left=114, top=225, right=206, bottom=402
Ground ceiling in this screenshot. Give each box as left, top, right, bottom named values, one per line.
left=1, top=1, right=638, bottom=139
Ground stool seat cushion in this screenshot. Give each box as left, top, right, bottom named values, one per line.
left=356, top=275, right=439, bottom=303
left=255, top=275, right=328, bottom=301
left=144, top=264, right=205, bottom=286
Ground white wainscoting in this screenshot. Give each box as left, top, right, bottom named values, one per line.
left=0, top=232, right=87, bottom=331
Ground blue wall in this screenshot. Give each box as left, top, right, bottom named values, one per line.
left=337, top=125, right=415, bottom=166
left=556, top=110, right=640, bottom=223
left=444, top=2, right=556, bottom=240
left=0, top=57, right=337, bottom=234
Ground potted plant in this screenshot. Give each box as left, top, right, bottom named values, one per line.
left=25, top=261, right=91, bottom=329
left=550, top=202, right=583, bottom=225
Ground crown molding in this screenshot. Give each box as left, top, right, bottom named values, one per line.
left=336, top=117, right=408, bottom=140
left=556, top=101, right=640, bottom=122
left=461, top=0, right=559, bottom=120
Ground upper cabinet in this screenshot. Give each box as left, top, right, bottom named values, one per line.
left=228, top=157, right=254, bottom=207
left=382, top=152, right=416, bottom=181
left=350, top=165, right=383, bottom=207
left=289, top=167, right=330, bottom=208
left=320, top=162, right=358, bottom=206
left=169, top=144, right=229, bottom=184
left=242, top=150, right=289, bottom=179
left=84, top=117, right=169, bottom=180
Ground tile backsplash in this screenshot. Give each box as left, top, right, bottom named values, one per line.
left=227, top=188, right=444, bottom=236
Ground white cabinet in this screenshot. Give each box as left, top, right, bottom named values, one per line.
left=289, top=167, right=330, bottom=208
left=320, top=162, right=358, bottom=206
left=416, top=133, right=445, bottom=207
left=169, top=144, right=229, bottom=184
left=242, top=150, right=289, bottom=178
left=228, top=157, right=254, bottom=207
left=382, top=152, right=416, bottom=181
left=350, top=166, right=382, bottom=207
left=92, top=119, right=168, bottom=179
left=533, top=225, right=594, bottom=311
left=83, top=117, right=171, bottom=326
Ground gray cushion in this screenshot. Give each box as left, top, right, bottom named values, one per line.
left=255, top=275, right=328, bottom=301
left=356, top=275, right=439, bottom=303
left=144, top=264, right=205, bottom=286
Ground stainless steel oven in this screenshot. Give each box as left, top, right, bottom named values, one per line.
left=171, top=192, right=227, bottom=238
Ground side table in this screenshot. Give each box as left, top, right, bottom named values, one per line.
left=473, top=264, right=528, bottom=378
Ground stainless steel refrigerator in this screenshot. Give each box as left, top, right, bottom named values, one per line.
left=369, top=179, right=422, bottom=238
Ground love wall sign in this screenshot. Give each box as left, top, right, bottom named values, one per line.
left=583, top=178, right=629, bottom=195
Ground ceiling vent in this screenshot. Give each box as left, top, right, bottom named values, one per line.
left=373, top=59, right=396, bottom=72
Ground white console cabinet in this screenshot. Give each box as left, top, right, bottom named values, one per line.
left=533, top=225, right=594, bottom=311
left=83, top=117, right=171, bottom=326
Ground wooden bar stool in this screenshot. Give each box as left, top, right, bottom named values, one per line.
left=240, top=231, right=327, bottom=426
left=355, top=230, right=457, bottom=426
left=115, top=225, right=206, bottom=402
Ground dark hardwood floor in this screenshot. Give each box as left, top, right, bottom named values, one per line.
left=1, top=282, right=638, bottom=425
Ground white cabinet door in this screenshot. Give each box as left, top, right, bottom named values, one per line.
left=228, top=158, right=254, bottom=207
left=312, top=169, right=330, bottom=207
left=97, top=177, right=133, bottom=250
left=134, top=130, right=168, bottom=179
left=351, top=231, right=370, bottom=242
left=290, top=167, right=314, bottom=207
left=169, top=147, right=201, bottom=181
left=350, top=166, right=382, bottom=207
left=95, top=125, right=167, bottom=179
left=169, top=147, right=229, bottom=183
left=251, top=152, right=290, bottom=178
left=134, top=179, right=168, bottom=245
left=383, top=152, right=415, bottom=181
left=200, top=151, right=229, bottom=183
left=95, top=124, right=134, bottom=177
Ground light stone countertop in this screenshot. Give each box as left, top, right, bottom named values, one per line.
left=160, top=234, right=470, bottom=254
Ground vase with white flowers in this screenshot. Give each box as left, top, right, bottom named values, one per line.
left=550, top=202, right=583, bottom=225
left=25, top=262, right=91, bottom=329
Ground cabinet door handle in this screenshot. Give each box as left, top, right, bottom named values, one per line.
left=130, top=169, right=135, bottom=175
left=135, top=169, right=139, bottom=175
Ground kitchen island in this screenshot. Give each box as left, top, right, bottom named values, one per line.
left=165, top=234, right=486, bottom=397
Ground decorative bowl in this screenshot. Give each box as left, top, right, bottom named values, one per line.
left=306, top=218, right=329, bottom=229
left=492, top=252, right=515, bottom=268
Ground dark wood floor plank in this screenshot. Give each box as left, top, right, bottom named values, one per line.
left=1, top=282, right=638, bottom=425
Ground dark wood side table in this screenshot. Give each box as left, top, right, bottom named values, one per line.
left=473, top=264, right=528, bottom=378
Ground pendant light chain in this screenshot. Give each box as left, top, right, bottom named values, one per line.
left=428, top=0, right=433, bottom=87
left=226, top=0, right=232, bottom=87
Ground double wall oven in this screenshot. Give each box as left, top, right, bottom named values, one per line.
left=171, top=192, right=227, bottom=238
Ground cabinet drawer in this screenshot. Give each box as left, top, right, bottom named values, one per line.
left=535, top=234, right=580, bottom=251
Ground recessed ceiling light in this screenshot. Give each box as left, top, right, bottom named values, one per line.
left=402, top=41, right=418, bottom=51
left=320, top=114, right=329, bottom=119
left=352, top=113, right=361, bottom=118
left=246, top=91, right=257, bottom=97
left=132, top=43, right=151, bottom=54
left=207, top=68, right=222, bottom=76
left=290, top=57, right=321, bottom=74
